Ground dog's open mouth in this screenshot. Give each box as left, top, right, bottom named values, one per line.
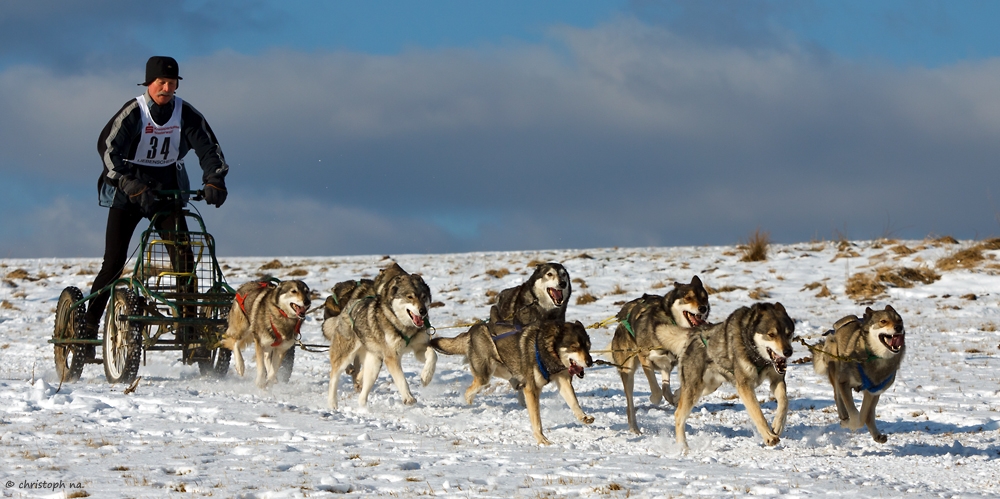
left=408, top=309, right=425, bottom=328
left=548, top=287, right=564, bottom=306
left=568, top=359, right=584, bottom=378
left=683, top=311, right=707, bottom=327
left=767, top=348, right=787, bottom=375
left=290, top=303, right=306, bottom=319
left=880, top=333, right=905, bottom=353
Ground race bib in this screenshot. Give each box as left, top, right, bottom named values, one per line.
left=130, top=95, right=182, bottom=167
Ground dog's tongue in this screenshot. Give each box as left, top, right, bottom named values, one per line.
left=549, top=288, right=563, bottom=304
left=889, top=334, right=904, bottom=349
left=685, top=311, right=706, bottom=327
left=409, top=311, right=424, bottom=328
left=568, top=363, right=584, bottom=377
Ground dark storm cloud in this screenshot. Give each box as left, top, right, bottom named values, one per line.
left=2, top=17, right=999, bottom=258
left=0, top=0, right=279, bottom=73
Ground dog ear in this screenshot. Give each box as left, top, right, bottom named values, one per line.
left=690, top=275, right=702, bottom=287
left=863, top=307, right=874, bottom=322
left=773, top=302, right=794, bottom=333
left=884, top=304, right=897, bottom=315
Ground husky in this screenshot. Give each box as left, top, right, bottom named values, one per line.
left=813, top=305, right=905, bottom=443
left=491, top=262, right=571, bottom=325
left=430, top=317, right=594, bottom=445
left=674, top=302, right=794, bottom=450
left=323, top=265, right=437, bottom=409
left=610, top=276, right=710, bottom=433
left=322, top=263, right=408, bottom=320
left=221, top=279, right=310, bottom=389
left=321, top=263, right=409, bottom=390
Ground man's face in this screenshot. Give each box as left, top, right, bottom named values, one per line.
left=148, top=78, right=178, bottom=106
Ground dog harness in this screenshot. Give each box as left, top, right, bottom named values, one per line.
left=857, top=364, right=895, bottom=393
left=620, top=297, right=675, bottom=339
left=346, top=295, right=425, bottom=346
left=491, top=322, right=522, bottom=341
left=535, top=342, right=550, bottom=381
left=235, top=282, right=302, bottom=347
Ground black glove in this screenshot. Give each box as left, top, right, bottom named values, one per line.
left=203, top=178, right=227, bottom=208
left=118, top=176, right=158, bottom=213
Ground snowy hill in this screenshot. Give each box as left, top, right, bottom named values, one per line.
left=1, top=239, right=999, bottom=498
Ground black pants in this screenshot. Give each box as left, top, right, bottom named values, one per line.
left=85, top=206, right=193, bottom=326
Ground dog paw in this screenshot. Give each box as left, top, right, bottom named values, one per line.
left=763, top=435, right=780, bottom=446
left=581, top=415, right=595, bottom=424
left=648, top=392, right=662, bottom=405
left=873, top=433, right=887, bottom=444
left=402, top=394, right=416, bottom=405
left=536, top=435, right=552, bottom=446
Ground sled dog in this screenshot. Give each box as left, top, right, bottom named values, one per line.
left=323, top=265, right=436, bottom=409
left=674, top=302, right=794, bottom=450
left=610, top=276, right=710, bottom=433
left=322, top=263, right=407, bottom=320
left=221, top=279, right=310, bottom=389
left=813, top=305, right=905, bottom=443
left=492, top=262, right=571, bottom=325
left=321, top=263, right=409, bottom=390
left=430, top=316, right=594, bottom=445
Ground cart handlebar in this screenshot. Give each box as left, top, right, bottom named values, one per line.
left=157, top=189, right=205, bottom=202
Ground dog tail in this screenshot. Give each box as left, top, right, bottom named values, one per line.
left=429, top=332, right=470, bottom=356
left=220, top=335, right=237, bottom=351
left=812, top=337, right=830, bottom=375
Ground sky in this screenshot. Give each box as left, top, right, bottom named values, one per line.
left=2, top=0, right=1000, bottom=258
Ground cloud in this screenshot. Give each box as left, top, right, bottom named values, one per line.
left=2, top=17, right=1000, bottom=258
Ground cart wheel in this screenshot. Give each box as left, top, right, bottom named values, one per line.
left=199, top=304, right=231, bottom=377
left=102, top=287, right=142, bottom=384
left=278, top=345, right=295, bottom=383
left=199, top=347, right=231, bottom=378
left=54, top=287, right=87, bottom=383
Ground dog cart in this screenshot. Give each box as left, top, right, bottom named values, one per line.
left=51, top=190, right=236, bottom=384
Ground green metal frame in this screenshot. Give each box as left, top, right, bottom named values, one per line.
left=51, top=190, right=235, bottom=352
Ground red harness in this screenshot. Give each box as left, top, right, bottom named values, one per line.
left=235, top=283, right=302, bottom=347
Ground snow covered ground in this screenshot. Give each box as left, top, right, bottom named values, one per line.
left=2, top=239, right=999, bottom=498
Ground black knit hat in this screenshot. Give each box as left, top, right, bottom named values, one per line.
left=138, top=56, right=183, bottom=86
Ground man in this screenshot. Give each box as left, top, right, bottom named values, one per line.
left=85, top=56, right=229, bottom=339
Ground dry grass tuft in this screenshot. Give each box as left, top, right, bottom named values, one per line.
left=525, top=259, right=547, bottom=268
left=890, top=245, right=916, bottom=256
left=935, top=238, right=1000, bottom=271
left=846, top=265, right=941, bottom=302
left=576, top=293, right=598, bottom=305
left=484, top=290, right=499, bottom=305
left=5, top=268, right=29, bottom=279
left=286, top=268, right=308, bottom=277
left=259, top=259, right=283, bottom=270
left=845, top=273, right=886, bottom=302
left=934, top=235, right=959, bottom=245
left=738, top=228, right=770, bottom=262
left=572, top=278, right=588, bottom=289
left=485, top=268, right=510, bottom=279
left=706, top=284, right=746, bottom=295
left=748, top=287, right=771, bottom=300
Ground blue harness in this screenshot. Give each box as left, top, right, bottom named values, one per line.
left=857, top=364, right=895, bottom=393
left=535, top=342, right=550, bottom=381
left=491, top=322, right=522, bottom=341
